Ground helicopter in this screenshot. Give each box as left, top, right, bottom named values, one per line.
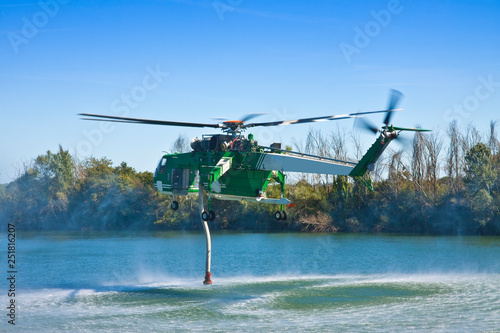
left=80, top=89, right=430, bottom=284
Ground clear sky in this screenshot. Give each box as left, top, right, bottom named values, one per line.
left=1, top=0, right=499, bottom=183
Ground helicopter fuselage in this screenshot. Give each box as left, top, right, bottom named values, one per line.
left=153, top=135, right=288, bottom=204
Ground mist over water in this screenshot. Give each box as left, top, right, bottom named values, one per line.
left=6, top=232, right=500, bottom=332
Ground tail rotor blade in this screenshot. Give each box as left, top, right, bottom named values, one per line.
left=384, top=89, right=404, bottom=126
left=394, top=133, right=411, bottom=147
left=355, top=117, right=379, bottom=134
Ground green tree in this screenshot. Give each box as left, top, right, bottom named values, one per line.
left=464, top=143, right=497, bottom=229
left=0, top=146, right=76, bottom=229
left=464, top=143, right=496, bottom=194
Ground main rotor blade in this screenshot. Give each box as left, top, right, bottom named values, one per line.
left=245, top=109, right=393, bottom=128
left=240, top=113, right=267, bottom=123
left=213, top=113, right=267, bottom=123
left=79, top=113, right=222, bottom=129
left=384, top=89, right=404, bottom=126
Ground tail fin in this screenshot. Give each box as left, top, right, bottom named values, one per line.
left=349, top=126, right=431, bottom=191
left=349, top=134, right=391, bottom=178
left=349, top=133, right=392, bottom=191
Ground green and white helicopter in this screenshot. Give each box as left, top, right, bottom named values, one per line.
left=81, top=89, right=430, bottom=284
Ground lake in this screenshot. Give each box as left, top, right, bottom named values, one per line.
left=3, top=231, right=500, bottom=332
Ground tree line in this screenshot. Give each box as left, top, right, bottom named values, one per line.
left=1, top=120, right=499, bottom=235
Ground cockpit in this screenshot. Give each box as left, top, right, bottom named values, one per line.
left=155, top=157, right=167, bottom=177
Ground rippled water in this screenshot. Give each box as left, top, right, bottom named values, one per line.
left=5, top=232, right=500, bottom=332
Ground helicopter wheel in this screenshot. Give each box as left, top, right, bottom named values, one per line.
left=171, top=200, right=179, bottom=211
left=201, top=210, right=209, bottom=221
left=208, top=211, right=216, bottom=221
left=275, top=211, right=283, bottom=221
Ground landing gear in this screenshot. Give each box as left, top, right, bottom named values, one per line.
left=171, top=200, right=179, bottom=210
left=274, top=176, right=287, bottom=221
left=201, top=210, right=216, bottom=222
left=275, top=210, right=287, bottom=221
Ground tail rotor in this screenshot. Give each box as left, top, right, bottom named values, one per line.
left=354, top=89, right=430, bottom=145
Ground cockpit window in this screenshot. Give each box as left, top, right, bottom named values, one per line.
left=156, top=157, right=167, bottom=174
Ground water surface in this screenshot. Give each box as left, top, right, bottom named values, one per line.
left=4, top=232, right=500, bottom=332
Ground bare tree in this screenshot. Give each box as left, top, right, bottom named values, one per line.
left=329, top=127, right=351, bottom=194
left=387, top=148, right=405, bottom=200
left=303, top=128, right=326, bottom=187
left=488, top=120, right=499, bottom=156
left=411, top=128, right=426, bottom=196
left=329, top=126, right=348, bottom=160
left=372, top=152, right=388, bottom=183
left=170, top=134, right=190, bottom=154
left=446, top=120, right=464, bottom=194
left=349, top=131, right=363, bottom=161
left=462, top=123, right=481, bottom=152
left=423, top=131, right=443, bottom=201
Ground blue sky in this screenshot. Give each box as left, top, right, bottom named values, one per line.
left=1, top=0, right=499, bottom=183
